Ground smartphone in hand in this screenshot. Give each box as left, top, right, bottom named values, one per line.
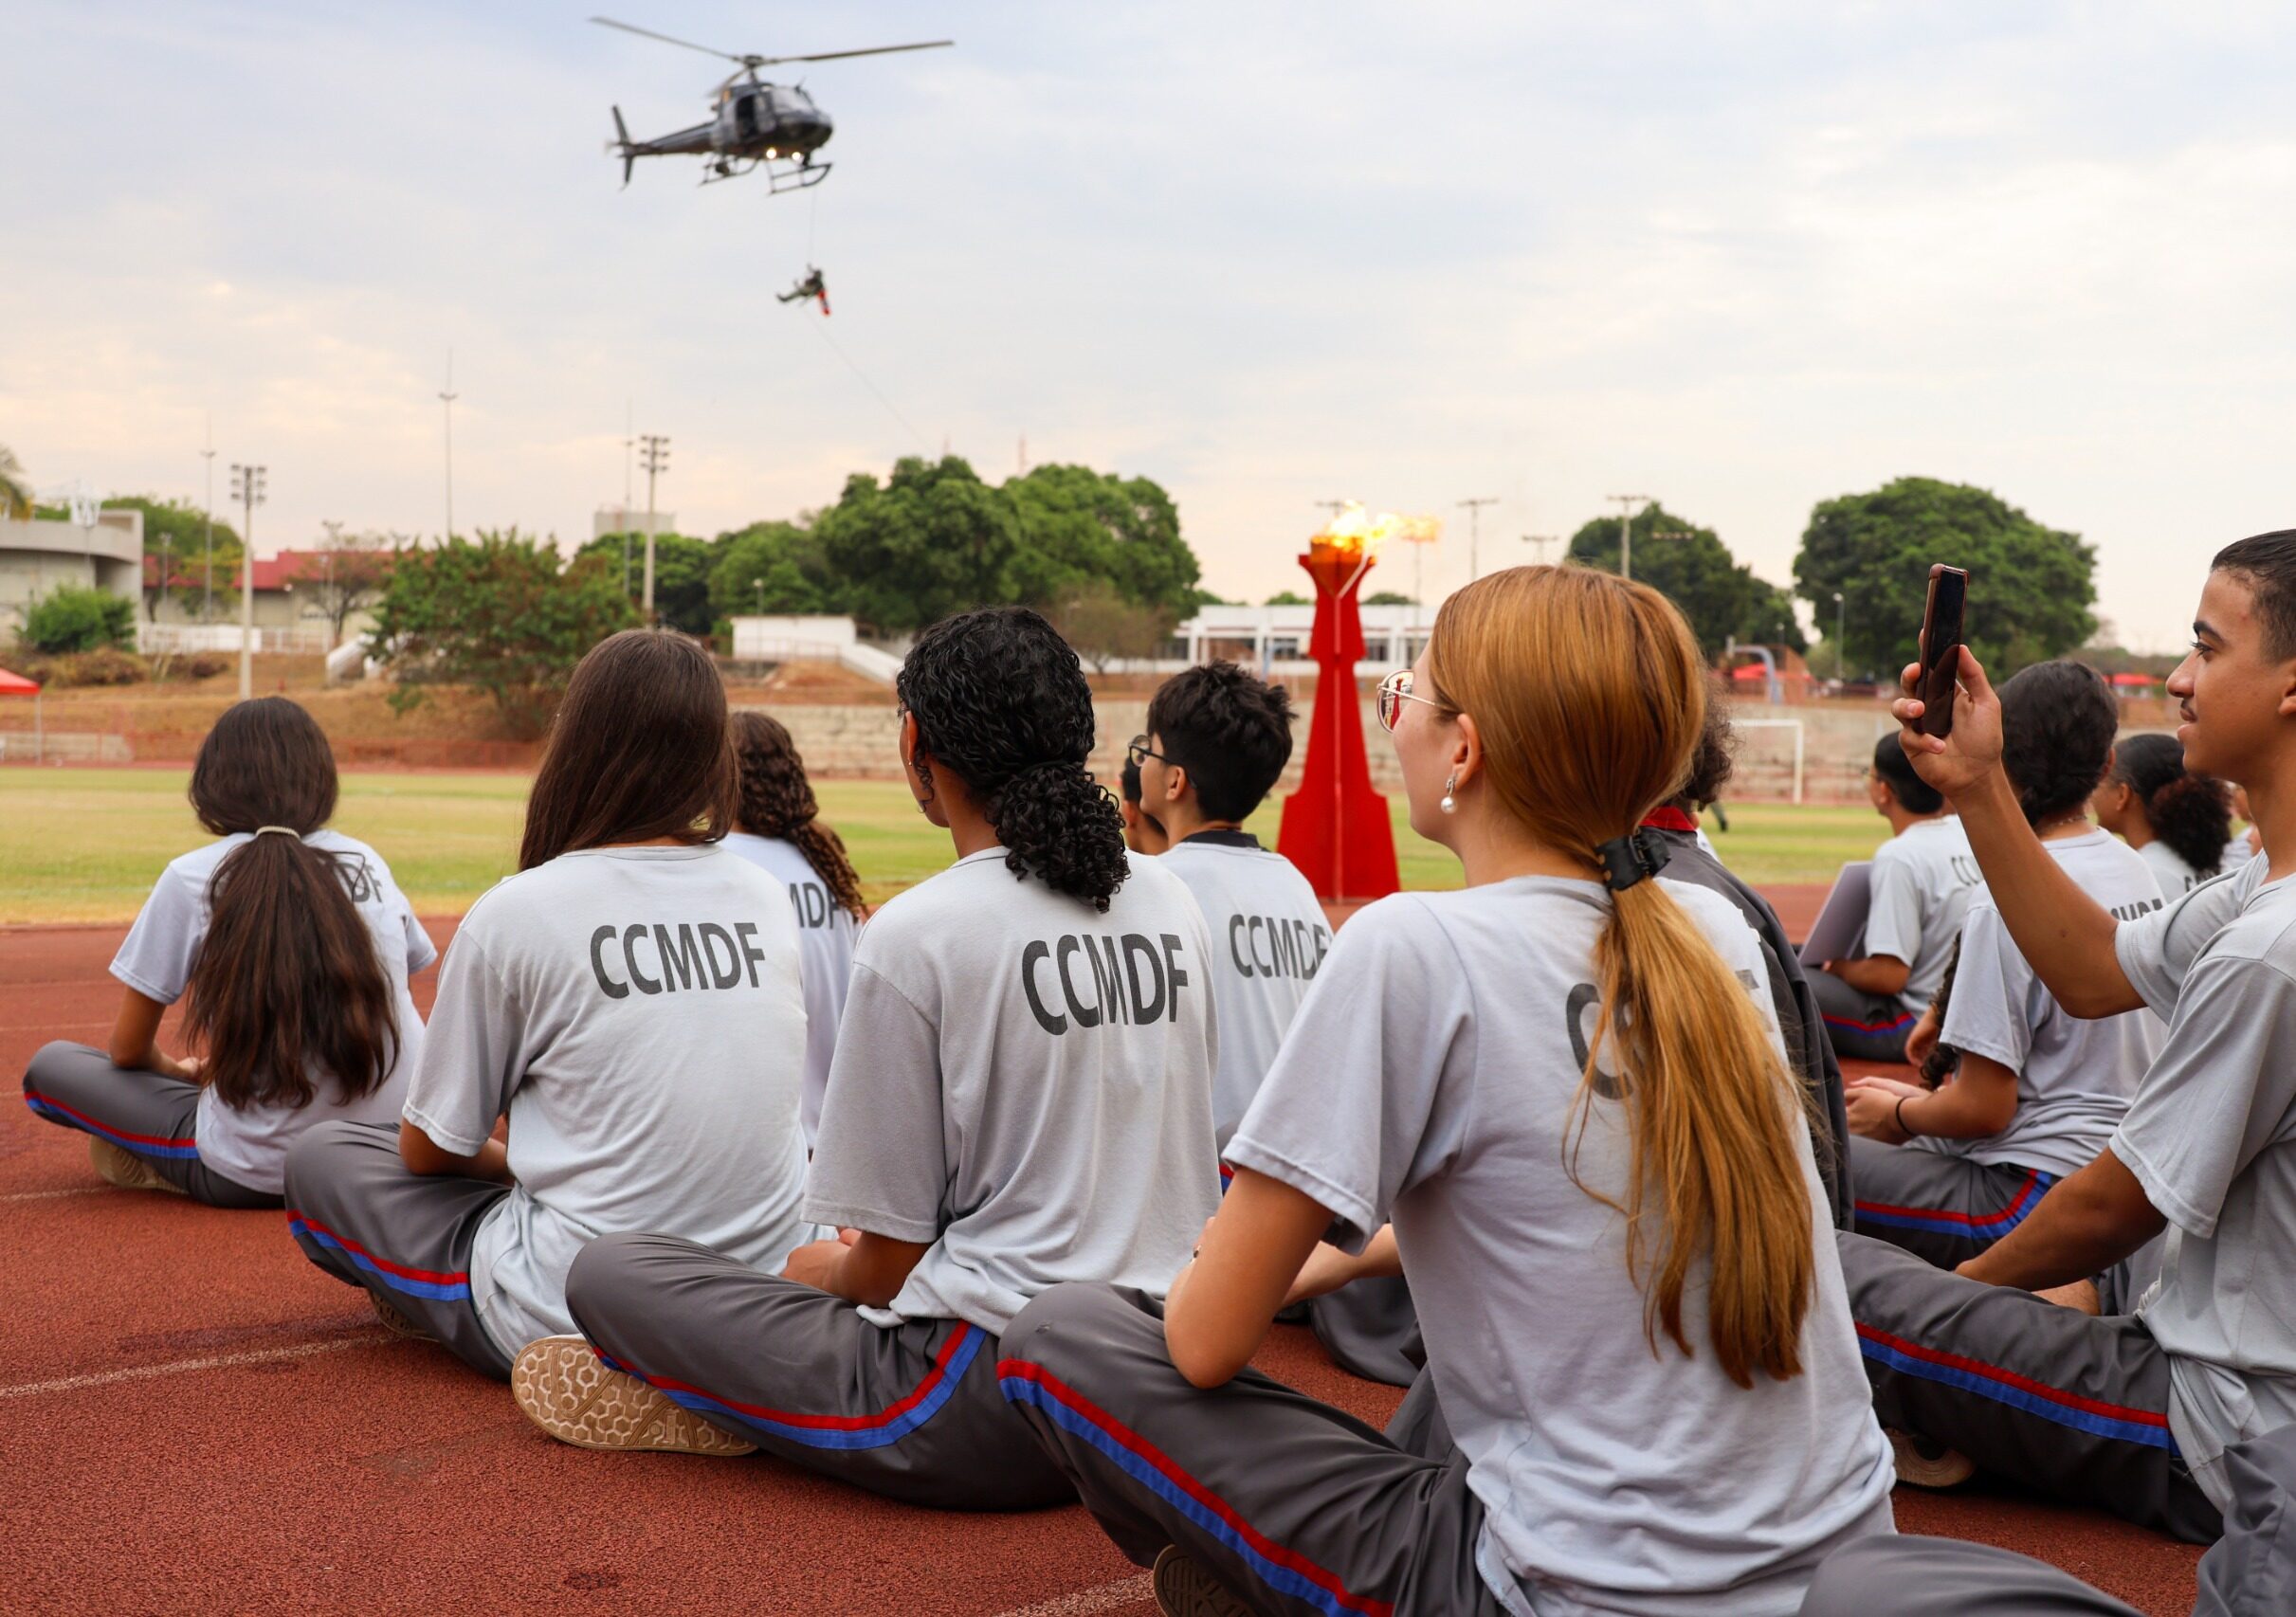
left=1915, top=565, right=1968, bottom=738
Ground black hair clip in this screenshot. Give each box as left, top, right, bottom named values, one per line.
left=1595, top=827, right=1672, bottom=892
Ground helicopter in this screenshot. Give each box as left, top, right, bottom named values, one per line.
left=592, top=16, right=952, bottom=192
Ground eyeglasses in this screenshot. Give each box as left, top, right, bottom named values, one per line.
left=1127, top=735, right=1171, bottom=768
left=1376, top=669, right=1452, bottom=733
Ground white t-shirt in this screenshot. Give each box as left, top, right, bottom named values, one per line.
left=1863, top=816, right=1983, bottom=1015
left=110, top=830, right=433, bottom=1195
left=2138, top=836, right=2222, bottom=898
left=1157, top=832, right=1331, bottom=1152
left=2111, top=854, right=2296, bottom=1510
left=1226, top=877, right=1894, bottom=1617
left=403, top=844, right=811, bottom=1358
left=804, top=846, right=1221, bottom=1335
left=1928, top=830, right=2165, bottom=1178
left=723, top=830, right=859, bottom=1147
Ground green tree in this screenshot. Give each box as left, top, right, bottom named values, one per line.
left=367, top=530, right=639, bottom=737
left=709, top=519, right=837, bottom=619
left=1362, top=590, right=1414, bottom=607
left=100, top=496, right=243, bottom=621
left=811, top=457, right=1024, bottom=633
left=1565, top=504, right=1803, bottom=656
left=1047, top=579, right=1178, bottom=674
left=23, top=583, right=136, bottom=652
left=578, top=531, right=718, bottom=637
left=1265, top=590, right=1309, bottom=606
left=1793, top=477, right=2096, bottom=678
left=1003, top=463, right=1201, bottom=615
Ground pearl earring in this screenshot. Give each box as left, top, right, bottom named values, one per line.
left=1440, top=773, right=1458, bottom=814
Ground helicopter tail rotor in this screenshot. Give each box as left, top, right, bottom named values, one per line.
left=610, top=105, right=634, bottom=188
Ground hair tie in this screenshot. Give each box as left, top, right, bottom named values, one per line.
left=1595, top=827, right=1672, bottom=892
left=253, top=826, right=302, bottom=838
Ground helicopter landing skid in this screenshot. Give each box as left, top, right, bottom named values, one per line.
left=701, top=156, right=832, bottom=193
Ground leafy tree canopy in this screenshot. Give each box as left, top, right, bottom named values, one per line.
left=810, top=457, right=1026, bottom=633
left=368, top=529, right=638, bottom=738
left=1265, top=590, right=1310, bottom=606
left=709, top=519, right=835, bottom=620
left=576, top=530, right=716, bottom=637
left=1566, top=504, right=1807, bottom=656
left=1002, top=463, right=1201, bottom=616
left=1792, top=476, right=2096, bottom=677
left=1362, top=590, right=1415, bottom=607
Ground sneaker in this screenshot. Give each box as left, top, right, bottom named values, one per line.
left=1887, top=1426, right=1977, bottom=1489
left=89, top=1137, right=186, bottom=1195
left=511, top=1335, right=757, bottom=1456
left=370, top=1292, right=436, bottom=1342
left=1152, top=1547, right=1252, bottom=1617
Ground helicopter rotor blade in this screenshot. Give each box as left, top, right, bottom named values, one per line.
left=589, top=16, right=758, bottom=66
left=750, top=40, right=954, bottom=66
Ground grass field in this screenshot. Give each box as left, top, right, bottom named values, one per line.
left=0, top=767, right=1890, bottom=925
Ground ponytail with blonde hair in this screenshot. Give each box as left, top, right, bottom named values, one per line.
left=1425, top=566, right=1815, bottom=1387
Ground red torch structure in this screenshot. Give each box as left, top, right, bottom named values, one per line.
left=1277, top=510, right=1404, bottom=903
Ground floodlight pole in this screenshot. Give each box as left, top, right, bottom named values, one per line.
left=639, top=433, right=670, bottom=623
left=1833, top=590, right=1846, bottom=681
left=229, top=463, right=267, bottom=699
left=622, top=399, right=635, bottom=599
left=1610, top=494, right=1650, bottom=582
left=1456, top=497, right=1498, bottom=582
left=1522, top=533, right=1561, bottom=568
left=200, top=420, right=216, bottom=622
left=439, top=352, right=459, bottom=541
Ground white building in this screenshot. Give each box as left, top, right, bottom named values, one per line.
left=593, top=507, right=675, bottom=541
left=0, top=509, right=143, bottom=639
left=1174, top=599, right=1435, bottom=677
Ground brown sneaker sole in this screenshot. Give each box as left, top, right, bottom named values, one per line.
left=89, top=1137, right=187, bottom=1195
left=1888, top=1426, right=1977, bottom=1489
left=511, top=1335, right=756, bottom=1456
left=1152, top=1546, right=1253, bottom=1617
left=371, top=1292, right=436, bottom=1342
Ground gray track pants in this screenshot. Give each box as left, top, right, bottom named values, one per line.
left=998, top=1283, right=1506, bottom=1617
left=1308, top=1275, right=1421, bottom=1389
left=563, top=1230, right=1072, bottom=1511
left=1811, top=973, right=1917, bottom=1063
left=1800, top=1423, right=2296, bottom=1617
left=1848, top=1136, right=2055, bottom=1268
left=283, top=1118, right=514, bottom=1378
left=22, top=1040, right=274, bottom=1208
left=1838, top=1229, right=2220, bottom=1542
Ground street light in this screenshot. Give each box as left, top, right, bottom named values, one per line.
left=1832, top=590, right=1846, bottom=681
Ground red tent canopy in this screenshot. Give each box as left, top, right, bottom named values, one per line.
left=2108, top=671, right=2158, bottom=688
left=0, top=667, right=40, bottom=696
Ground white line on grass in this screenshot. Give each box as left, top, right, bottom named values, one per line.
left=988, top=1573, right=1155, bottom=1616
left=0, top=1333, right=387, bottom=1400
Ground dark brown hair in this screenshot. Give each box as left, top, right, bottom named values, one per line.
left=730, top=710, right=865, bottom=919
left=519, top=630, right=738, bottom=870
left=181, top=698, right=399, bottom=1113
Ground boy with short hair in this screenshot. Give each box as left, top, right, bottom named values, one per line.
left=1118, top=758, right=1168, bottom=856
left=1813, top=736, right=1983, bottom=1063
left=1834, top=530, right=2296, bottom=1548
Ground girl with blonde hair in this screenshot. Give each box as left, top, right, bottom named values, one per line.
left=993, top=565, right=1894, bottom=1616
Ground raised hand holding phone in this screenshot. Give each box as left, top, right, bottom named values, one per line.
left=1890, top=642, right=2003, bottom=800
left=1914, top=565, right=1968, bottom=739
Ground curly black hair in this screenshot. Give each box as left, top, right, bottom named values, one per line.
left=1997, top=660, right=2118, bottom=828
left=2112, top=731, right=2232, bottom=879
left=730, top=710, right=866, bottom=919
left=897, top=606, right=1129, bottom=911
left=1144, top=661, right=1296, bottom=823
left=1669, top=696, right=1738, bottom=811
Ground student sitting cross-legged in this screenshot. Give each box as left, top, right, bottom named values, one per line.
left=1846, top=663, right=2165, bottom=1275
left=23, top=697, right=431, bottom=1207
left=720, top=710, right=864, bottom=1150
left=510, top=606, right=1220, bottom=1511
left=1134, top=663, right=1418, bottom=1385
left=2093, top=731, right=2235, bottom=899
left=282, top=629, right=812, bottom=1381
left=1811, top=737, right=1983, bottom=1063
left=996, top=565, right=1893, bottom=1617
left=1835, top=531, right=2296, bottom=1545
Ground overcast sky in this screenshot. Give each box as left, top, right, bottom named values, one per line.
left=7, top=2, right=2292, bottom=649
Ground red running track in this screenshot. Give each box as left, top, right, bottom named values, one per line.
left=0, top=892, right=2203, bottom=1615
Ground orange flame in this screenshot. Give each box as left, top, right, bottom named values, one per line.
left=1308, top=502, right=1441, bottom=566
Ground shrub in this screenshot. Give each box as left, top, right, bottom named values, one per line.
left=24, top=584, right=136, bottom=654
left=53, top=647, right=147, bottom=686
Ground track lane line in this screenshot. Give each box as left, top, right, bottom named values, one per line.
left=0, top=1332, right=389, bottom=1400
left=0, top=1186, right=106, bottom=1203
left=988, top=1572, right=1155, bottom=1616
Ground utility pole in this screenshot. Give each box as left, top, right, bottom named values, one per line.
left=200, top=418, right=217, bottom=622
left=229, top=463, right=266, bottom=699
left=621, top=399, right=635, bottom=599
left=1521, top=534, right=1562, bottom=568
left=439, top=350, right=459, bottom=541
left=1456, top=497, right=1499, bottom=583
left=1833, top=590, right=1847, bottom=681
left=639, top=433, right=669, bottom=623
left=1609, top=494, right=1650, bottom=581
